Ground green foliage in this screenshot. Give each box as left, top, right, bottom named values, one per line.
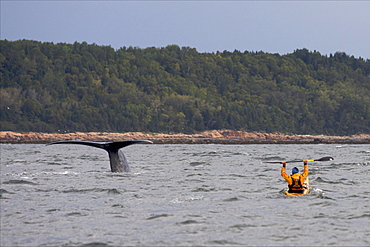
left=1, top=40, right=369, bottom=135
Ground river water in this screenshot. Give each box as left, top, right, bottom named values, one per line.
left=1, top=143, right=369, bottom=246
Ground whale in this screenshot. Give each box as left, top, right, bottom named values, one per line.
left=47, top=140, right=153, bottom=172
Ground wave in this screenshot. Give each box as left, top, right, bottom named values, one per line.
left=171, top=195, right=204, bottom=204
left=314, top=177, right=356, bottom=185
left=2, top=179, right=38, bottom=185
left=146, top=213, right=172, bottom=220
left=78, top=242, right=111, bottom=247
left=208, top=239, right=242, bottom=245
left=189, top=161, right=209, bottom=166
left=176, top=219, right=201, bottom=225
left=223, top=196, right=239, bottom=202
left=61, top=188, right=122, bottom=194
left=0, top=188, right=14, bottom=199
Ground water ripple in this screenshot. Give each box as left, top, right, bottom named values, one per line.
left=2, top=180, right=38, bottom=185
left=1, top=143, right=369, bottom=247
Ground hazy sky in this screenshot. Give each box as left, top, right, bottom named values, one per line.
left=1, top=1, right=370, bottom=59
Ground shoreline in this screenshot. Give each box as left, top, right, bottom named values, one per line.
left=1, top=130, right=369, bottom=144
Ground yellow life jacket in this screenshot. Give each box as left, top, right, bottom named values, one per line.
left=289, top=173, right=303, bottom=191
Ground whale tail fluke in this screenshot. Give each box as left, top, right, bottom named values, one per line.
left=47, top=140, right=153, bottom=172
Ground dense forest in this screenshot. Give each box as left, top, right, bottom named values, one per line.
left=1, top=40, right=369, bottom=135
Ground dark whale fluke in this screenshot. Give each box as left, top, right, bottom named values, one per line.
left=48, top=140, right=153, bottom=172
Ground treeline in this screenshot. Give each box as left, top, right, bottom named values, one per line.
left=1, top=40, right=369, bottom=135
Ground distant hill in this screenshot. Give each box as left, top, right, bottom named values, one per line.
left=1, top=40, right=369, bottom=135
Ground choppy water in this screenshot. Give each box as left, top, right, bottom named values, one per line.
left=1, top=143, right=369, bottom=246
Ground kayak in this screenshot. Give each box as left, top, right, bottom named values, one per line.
left=285, top=177, right=310, bottom=197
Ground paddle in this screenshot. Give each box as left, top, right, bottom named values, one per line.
left=264, top=156, right=334, bottom=164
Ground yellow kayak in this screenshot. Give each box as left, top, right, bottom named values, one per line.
left=285, top=178, right=310, bottom=197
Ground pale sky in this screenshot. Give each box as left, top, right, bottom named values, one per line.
left=1, top=1, right=370, bottom=59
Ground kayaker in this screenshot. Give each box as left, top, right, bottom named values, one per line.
left=281, top=161, right=308, bottom=193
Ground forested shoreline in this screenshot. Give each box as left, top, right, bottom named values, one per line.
left=1, top=40, right=369, bottom=135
